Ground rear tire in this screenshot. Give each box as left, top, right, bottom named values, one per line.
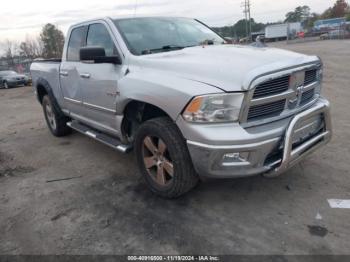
left=42, top=95, right=71, bottom=137
left=135, top=117, right=199, bottom=198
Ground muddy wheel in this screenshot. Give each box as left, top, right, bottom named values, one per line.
left=135, top=117, right=199, bottom=198
left=42, top=95, right=71, bottom=137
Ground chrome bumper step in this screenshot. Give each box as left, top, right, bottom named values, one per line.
left=67, top=121, right=132, bottom=153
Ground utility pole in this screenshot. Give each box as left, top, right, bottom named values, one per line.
left=248, top=0, right=252, bottom=42
left=241, top=0, right=252, bottom=42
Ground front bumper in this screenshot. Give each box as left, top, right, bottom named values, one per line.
left=184, top=98, right=332, bottom=178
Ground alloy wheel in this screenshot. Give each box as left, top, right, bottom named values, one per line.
left=142, top=136, right=174, bottom=186
left=45, top=102, right=57, bottom=130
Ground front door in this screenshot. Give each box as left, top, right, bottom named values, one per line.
left=60, top=26, right=86, bottom=115
left=77, top=22, right=125, bottom=134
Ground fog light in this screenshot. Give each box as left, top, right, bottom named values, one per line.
left=222, top=152, right=250, bottom=163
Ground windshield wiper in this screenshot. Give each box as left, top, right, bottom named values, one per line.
left=141, top=45, right=187, bottom=55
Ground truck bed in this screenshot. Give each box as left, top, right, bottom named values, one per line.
left=30, top=60, right=62, bottom=103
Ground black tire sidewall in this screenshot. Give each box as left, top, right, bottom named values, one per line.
left=42, top=95, right=71, bottom=137
left=42, top=95, right=58, bottom=136
left=135, top=117, right=198, bottom=198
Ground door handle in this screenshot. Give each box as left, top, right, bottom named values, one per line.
left=80, top=73, right=91, bottom=79
left=60, top=71, right=68, bottom=77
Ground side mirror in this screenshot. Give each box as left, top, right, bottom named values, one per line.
left=79, top=46, right=121, bottom=64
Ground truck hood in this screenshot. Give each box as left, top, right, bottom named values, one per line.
left=133, top=45, right=319, bottom=92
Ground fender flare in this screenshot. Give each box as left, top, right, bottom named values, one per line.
left=35, top=77, right=65, bottom=117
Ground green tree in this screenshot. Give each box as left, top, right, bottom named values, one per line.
left=233, top=19, right=250, bottom=37
left=3, top=40, right=17, bottom=68
left=19, top=37, right=43, bottom=58
left=213, top=18, right=265, bottom=38
left=321, top=8, right=333, bottom=19
left=285, top=5, right=311, bottom=23
left=305, top=13, right=321, bottom=29
left=331, top=0, right=349, bottom=17
left=322, top=0, right=349, bottom=18
left=19, top=42, right=29, bottom=57
left=40, top=24, right=65, bottom=59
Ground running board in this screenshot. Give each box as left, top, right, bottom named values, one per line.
left=67, top=121, right=132, bottom=153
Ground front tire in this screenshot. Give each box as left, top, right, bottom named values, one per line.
left=135, top=117, right=199, bottom=198
left=42, top=95, right=71, bottom=137
left=3, top=81, right=9, bottom=89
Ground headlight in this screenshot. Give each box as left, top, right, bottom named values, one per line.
left=182, top=93, right=244, bottom=123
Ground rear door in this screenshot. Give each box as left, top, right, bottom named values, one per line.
left=76, top=22, right=124, bottom=132
left=60, top=26, right=87, bottom=115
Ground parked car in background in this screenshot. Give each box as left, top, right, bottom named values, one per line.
left=320, top=29, right=349, bottom=40
left=0, top=70, right=28, bottom=89
left=239, top=36, right=250, bottom=44
left=320, top=33, right=329, bottom=40
left=24, top=73, right=32, bottom=86
left=297, top=31, right=305, bottom=38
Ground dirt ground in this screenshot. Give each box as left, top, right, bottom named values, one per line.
left=0, top=40, right=349, bottom=255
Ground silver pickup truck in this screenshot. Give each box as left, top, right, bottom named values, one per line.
left=31, top=17, right=332, bottom=198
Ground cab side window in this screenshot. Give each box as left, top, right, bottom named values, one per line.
left=87, top=23, right=117, bottom=57
left=67, top=26, right=86, bottom=61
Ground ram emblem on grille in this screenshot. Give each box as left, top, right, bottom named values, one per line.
left=288, top=71, right=305, bottom=109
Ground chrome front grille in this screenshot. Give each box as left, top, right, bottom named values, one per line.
left=304, top=69, right=317, bottom=86
left=244, top=65, right=321, bottom=124
left=247, top=99, right=286, bottom=121
left=253, top=75, right=290, bottom=99
left=300, top=88, right=315, bottom=106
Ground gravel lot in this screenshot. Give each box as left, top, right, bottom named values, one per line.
left=0, top=40, right=349, bottom=255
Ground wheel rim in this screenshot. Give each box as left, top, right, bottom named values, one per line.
left=45, top=102, right=57, bottom=130
left=4, top=82, right=8, bottom=89
left=142, top=136, right=174, bottom=186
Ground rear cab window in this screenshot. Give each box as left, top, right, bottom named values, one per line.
left=67, top=26, right=86, bottom=61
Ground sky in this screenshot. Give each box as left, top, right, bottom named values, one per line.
left=0, top=0, right=332, bottom=42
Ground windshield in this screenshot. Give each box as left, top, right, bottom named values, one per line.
left=0, top=71, right=17, bottom=76
left=113, top=17, right=225, bottom=55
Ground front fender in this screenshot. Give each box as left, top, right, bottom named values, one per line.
left=116, top=70, right=222, bottom=120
